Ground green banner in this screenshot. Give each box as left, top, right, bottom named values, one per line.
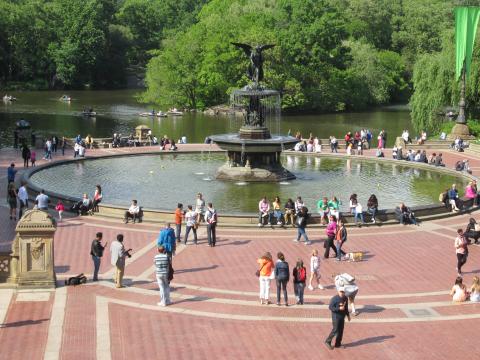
left=455, top=7, right=480, bottom=80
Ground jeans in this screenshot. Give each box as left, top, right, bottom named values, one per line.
left=326, top=314, right=346, bottom=347
left=296, top=227, right=309, bottom=242
left=457, top=252, right=468, bottom=273
left=259, top=276, right=271, bottom=300
left=273, top=210, right=283, bottom=223
left=294, top=282, right=305, bottom=304
left=92, top=255, right=101, bottom=281
left=207, top=223, right=216, bottom=246
left=367, top=207, right=377, bottom=221
left=156, top=274, right=171, bottom=305
left=184, top=225, right=197, bottom=244
left=336, top=242, right=346, bottom=260
left=276, top=279, right=288, bottom=304
left=354, top=211, right=364, bottom=223
left=324, top=235, right=337, bottom=259
left=175, top=223, right=182, bottom=242
left=18, top=200, right=28, bottom=219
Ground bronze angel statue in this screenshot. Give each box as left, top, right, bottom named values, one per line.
left=231, top=43, right=275, bottom=85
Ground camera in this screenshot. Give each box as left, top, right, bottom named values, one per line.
left=125, top=248, right=132, bottom=258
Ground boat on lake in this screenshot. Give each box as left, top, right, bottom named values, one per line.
left=167, top=108, right=183, bottom=116
left=82, top=111, right=97, bottom=117
left=60, top=95, right=71, bottom=102
left=156, top=111, right=167, bottom=117
left=139, top=111, right=156, bottom=117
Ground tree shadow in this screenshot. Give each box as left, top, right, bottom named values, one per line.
left=175, top=265, right=218, bottom=274
left=1, top=318, right=49, bottom=328
left=345, top=335, right=395, bottom=347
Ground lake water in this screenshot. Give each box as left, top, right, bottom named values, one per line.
left=0, top=90, right=413, bottom=148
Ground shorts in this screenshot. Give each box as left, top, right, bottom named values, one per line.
left=8, top=199, right=17, bottom=209
left=311, top=268, right=320, bottom=277
left=347, top=289, right=358, bottom=300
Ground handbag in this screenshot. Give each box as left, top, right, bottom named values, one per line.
left=256, top=262, right=266, bottom=277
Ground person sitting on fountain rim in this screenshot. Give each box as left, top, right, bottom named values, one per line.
left=284, top=198, right=295, bottom=226
left=272, top=196, right=284, bottom=226
left=395, top=203, right=417, bottom=225
left=124, top=200, right=140, bottom=224
left=258, top=196, right=272, bottom=227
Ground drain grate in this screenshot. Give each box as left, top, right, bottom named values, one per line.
left=402, top=308, right=440, bottom=318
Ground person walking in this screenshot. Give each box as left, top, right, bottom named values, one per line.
left=35, top=189, right=49, bottom=210
left=324, top=215, right=338, bottom=259
left=184, top=205, right=198, bottom=245
left=110, top=234, right=129, bottom=288
left=308, top=249, right=325, bottom=290
left=90, top=232, right=106, bottom=281
left=55, top=201, right=65, bottom=222
left=174, top=203, right=184, bottom=243
left=292, top=259, right=307, bottom=305
left=7, top=183, right=17, bottom=221
left=205, top=203, right=217, bottom=247
left=22, top=145, right=30, bottom=168
left=7, top=163, right=17, bottom=184
left=157, top=223, right=176, bottom=262
left=293, top=206, right=311, bottom=245
left=17, top=182, right=28, bottom=219
left=257, top=252, right=274, bottom=305
left=335, top=273, right=359, bottom=315
left=335, top=219, right=347, bottom=261
left=154, top=245, right=171, bottom=306
left=275, top=252, right=290, bottom=306
left=455, top=229, right=468, bottom=276
left=325, top=287, right=351, bottom=350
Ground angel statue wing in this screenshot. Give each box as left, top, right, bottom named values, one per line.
left=258, top=44, right=275, bottom=52
left=231, top=42, right=252, bottom=57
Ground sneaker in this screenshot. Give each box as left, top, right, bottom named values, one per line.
left=324, top=342, right=334, bottom=350
left=157, top=302, right=166, bottom=307
left=304, top=241, right=311, bottom=245
left=308, top=285, right=314, bottom=291
left=318, top=284, right=325, bottom=290
left=371, top=219, right=376, bottom=223
left=258, top=223, right=263, bottom=227
left=293, top=239, right=299, bottom=243
left=277, top=221, right=282, bottom=225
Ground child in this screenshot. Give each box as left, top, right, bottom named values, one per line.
left=56, top=201, right=65, bottom=222
left=308, top=249, right=324, bottom=290
left=30, top=150, right=36, bottom=166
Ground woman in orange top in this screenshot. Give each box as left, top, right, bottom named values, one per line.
left=257, top=252, right=274, bottom=305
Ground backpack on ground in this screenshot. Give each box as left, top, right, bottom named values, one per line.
left=65, top=273, right=87, bottom=286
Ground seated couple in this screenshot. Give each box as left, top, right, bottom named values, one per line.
left=258, top=196, right=295, bottom=227
left=71, top=193, right=93, bottom=216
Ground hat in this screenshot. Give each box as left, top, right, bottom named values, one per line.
left=338, top=286, right=345, bottom=292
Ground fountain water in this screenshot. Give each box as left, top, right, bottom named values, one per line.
left=210, top=43, right=298, bottom=182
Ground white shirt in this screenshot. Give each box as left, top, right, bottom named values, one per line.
left=128, top=205, right=139, bottom=214
left=310, top=255, right=319, bottom=272
left=36, top=193, right=49, bottom=209
left=110, top=240, right=125, bottom=266
left=195, top=198, right=205, bottom=213
left=185, top=210, right=196, bottom=227
left=18, top=186, right=28, bottom=202
left=356, top=203, right=363, bottom=213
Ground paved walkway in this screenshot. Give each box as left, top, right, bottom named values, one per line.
left=0, top=145, right=479, bottom=359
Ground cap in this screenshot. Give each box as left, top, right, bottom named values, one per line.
left=338, top=286, right=345, bottom=292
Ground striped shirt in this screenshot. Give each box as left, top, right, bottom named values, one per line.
left=154, top=253, right=169, bottom=276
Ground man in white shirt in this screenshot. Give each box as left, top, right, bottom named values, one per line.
left=18, top=182, right=29, bottom=218
left=110, top=234, right=130, bottom=288
left=184, top=205, right=198, bottom=245
left=35, top=189, right=49, bottom=210
left=124, top=200, right=140, bottom=223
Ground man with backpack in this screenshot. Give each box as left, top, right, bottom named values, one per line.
left=157, top=223, right=176, bottom=261
left=205, top=203, right=217, bottom=247
left=292, top=259, right=307, bottom=305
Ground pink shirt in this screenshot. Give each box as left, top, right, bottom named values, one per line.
left=259, top=200, right=270, bottom=213
left=326, top=221, right=337, bottom=236
left=465, top=185, right=476, bottom=199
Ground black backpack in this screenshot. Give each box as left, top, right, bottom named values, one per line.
left=65, top=273, right=87, bottom=286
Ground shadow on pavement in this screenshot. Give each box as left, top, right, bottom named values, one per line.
left=346, top=335, right=395, bottom=347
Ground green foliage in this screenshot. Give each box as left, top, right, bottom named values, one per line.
left=467, top=119, right=480, bottom=137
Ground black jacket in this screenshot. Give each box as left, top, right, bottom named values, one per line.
left=90, top=239, right=105, bottom=257
left=275, top=260, right=290, bottom=281
left=329, top=294, right=349, bottom=318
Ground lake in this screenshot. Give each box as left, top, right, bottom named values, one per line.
left=0, top=90, right=413, bottom=148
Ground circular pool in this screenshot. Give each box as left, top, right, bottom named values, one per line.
left=28, top=153, right=470, bottom=214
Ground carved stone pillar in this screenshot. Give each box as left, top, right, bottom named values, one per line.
left=10, top=209, right=57, bottom=288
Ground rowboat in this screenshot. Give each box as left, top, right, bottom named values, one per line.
left=60, top=95, right=71, bottom=102
left=156, top=111, right=167, bottom=117
left=139, top=112, right=156, bottom=117
left=3, top=95, right=17, bottom=102
left=82, top=111, right=97, bottom=117
left=167, top=110, right=183, bottom=116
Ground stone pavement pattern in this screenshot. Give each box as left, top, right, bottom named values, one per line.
left=0, top=146, right=479, bottom=359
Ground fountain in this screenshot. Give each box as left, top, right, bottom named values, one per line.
left=209, top=43, right=298, bottom=182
